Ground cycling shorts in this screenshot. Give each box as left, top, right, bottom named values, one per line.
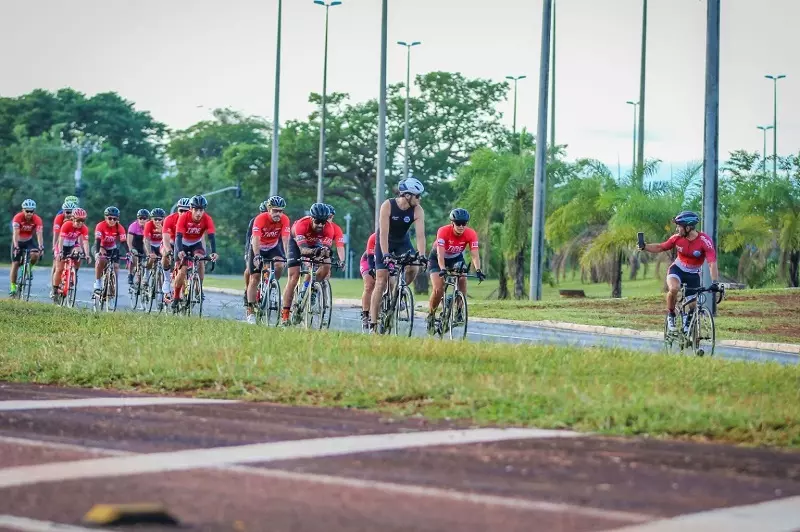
left=249, top=242, right=285, bottom=274
left=427, top=249, right=465, bottom=274
left=12, top=239, right=39, bottom=262
left=374, top=235, right=414, bottom=271
left=360, top=253, right=376, bottom=277
left=667, top=263, right=701, bottom=303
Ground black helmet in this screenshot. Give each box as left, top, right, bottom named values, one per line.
left=449, top=208, right=470, bottom=223
left=673, top=210, right=700, bottom=227
left=309, top=202, right=330, bottom=222
left=259, top=201, right=269, bottom=213
left=190, top=195, right=208, bottom=209
left=137, top=209, right=150, bottom=219
left=325, top=203, right=336, bottom=216
left=151, top=208, right=166, bottom=218
left=104, top=206, right=120, bottom=217
left=267, top=195, right=286, bottom=209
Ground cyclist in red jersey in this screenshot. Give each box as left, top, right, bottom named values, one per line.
left=9, top=199, right=44, bottom=296
left=172, top=195, right=218, bottom=310
left=51, top=208, right=92, bottom=299
left=51, top=199, right=78, bottom=280
left=324, top=204, right=347, bottom=268
left=638, top=211, right=720, bottom=332
left=359, top=232, right=377, bottom=329
left=93, top=206, right=127, bottom=293
left=144, top=208, right=166, bottom=265
left=160, top=198, right=190, bottom=299
left=425, top=208, right=485, bottom=332
left=245, top=197, right=290, bottom=323
left=280, top=203, right=335, bottom=325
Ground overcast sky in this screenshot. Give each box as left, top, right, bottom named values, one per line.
left=2, top=0, right=797, bottom=174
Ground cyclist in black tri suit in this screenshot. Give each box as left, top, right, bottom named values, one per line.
left=368, top=177, right=427, bottom=332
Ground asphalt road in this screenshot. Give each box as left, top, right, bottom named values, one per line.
left=2, top=267, right=797, bottom=365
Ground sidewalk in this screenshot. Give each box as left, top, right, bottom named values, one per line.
left=203, top=287, right=800, bottom=356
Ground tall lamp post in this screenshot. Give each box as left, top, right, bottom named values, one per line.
left=764, top=74, right=786, bottom=177
left=374, top=0, right=388, bottom=230
left=314, top=0, right=342, bottom=203
left=636, top=0, right=648, bottom=173
left=397, top=41, right=421, bottom=180
left=757, top=125, right=773, bottom=173
left=505, top=75, right=527, bottom=136
left=270, top=0, right=283, bottom=197
left=626, top=101, right=639, bottom=173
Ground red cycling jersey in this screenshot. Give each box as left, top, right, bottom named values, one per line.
left=59, top=220, right=89, bottom=247
left=330, top=221, right=345, bottom=247
left=143, top=220, right=163, bottom=244
left=176, top=211, right=215, bottom=245
left=12, top=212, right=43, bottom=242
left=292, top=216, right=335, bottom=248
left=162, top=212, right=180, bottom=242
left=659, top=232, right=717, bottom=273
left=52, top=213, right=67, bottom=235
left=94, top=220, right=126, bottom=249
left=435, top=225, right=479, bottom=259
left=365, top=232, right=376, bottom=256
left=252, top=212, right=291, bottom=250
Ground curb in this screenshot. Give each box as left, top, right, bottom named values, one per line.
left=203, top=286, right=799, bottom=356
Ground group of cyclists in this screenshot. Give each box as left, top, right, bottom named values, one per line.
left=9, top=176, right=720, bottom=335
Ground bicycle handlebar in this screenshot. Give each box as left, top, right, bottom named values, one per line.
left=682, top=284, right=726, bottom=304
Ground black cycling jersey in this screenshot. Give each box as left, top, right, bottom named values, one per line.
left=243, top=216, right=256, bottom=253
left=386, top=198, right=415, bottom=241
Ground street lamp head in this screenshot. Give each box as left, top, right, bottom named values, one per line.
left=397, top=41, right=407, bottom=46
left=314, top=0, right=325, bottom=4
left=626, top=100, right=638, bottom=106
left=331, top=1, right=342, bottom=5
left=411, top=41, right=421, bottom=46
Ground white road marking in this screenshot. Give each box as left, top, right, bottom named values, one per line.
left=226, top=465, right=654, bottom=524
left=604, top=496, right=800, bottom=531
left=0, top=515, right=113, bottom=532
left=0, top=397, right=235, bottom=411
left=0, top=428, right=581, bottom=489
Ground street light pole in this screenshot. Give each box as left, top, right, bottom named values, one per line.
left=549, top=0, right=556, bottom=150
left=505, top=75, right=527, bottom=136
left=344, top=212, right=352, bottom=279
left=636, top=0, right=647, bottom=173
left=626, top=101, right=639, bottom=174
left=529, top=0, right=552, bottom=301
left=374, top=0, right=388, bottom=230
left=757, top=125, right=773, bottom=173
left=397, top=40, right=421, bottom=180
left=314, top=0, right=342, bottom=203
left=702, top=0, right=720, bottom=316
left=765, top=74, right=786, bottom=177
left=270, top=0, right=283, bottom=197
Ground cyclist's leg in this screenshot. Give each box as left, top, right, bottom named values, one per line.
left=52, top=247, right=71, bottom=291
left=246, top=250, right=265, bottom=311
left=360, top=255, right=375, bottom=312
left=9, top=246, right=22, bottom=292
left=281, top=240, right=303, bottom=322
left=273, top=241, right=286, bottom=280
left=94, top=251, right=108, bottom=290
left=29, top=247, right=41, bottom=266
left=428, top=251, right=445, bottom=314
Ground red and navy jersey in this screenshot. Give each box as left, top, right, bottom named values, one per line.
left=291, top=216, right=335, bottom=248
left=435, top=225, right=479, bottom=259
left=12, top=212, right=43, bottom=241
left=659, top=232, right=717, bottom=273
left=94, top=220, right=126, bottom=249
left=176, top=211, right=215, bottom=245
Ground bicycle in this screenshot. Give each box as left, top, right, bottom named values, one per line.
left=54, top=251, right=86, bottom=308
left=432, top=263, right=478, bottom=340
left=377, top=251, right=426, bottom=336
left=127, top=252, right=148, bottom=311
left=664, top=284, right=725, bottom=357
left=174, top=255, right=215, bottom=317
left=146, top=253, right=167, bottom=314
left=93, top=251, right=121, bottom=313
left=289, top=255, right=339, bottom=329
left=10, top=248, right=34, bottom=302
left=254, top=257, right=285, bottom=326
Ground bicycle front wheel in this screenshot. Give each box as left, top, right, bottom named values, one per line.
left=321, top=279, right=333, bottom=329
left=22, top=260, right=33, bottom=302
left=394, top=285, right=414, bottom=337
left=188, top=274, right=204, bottom=317
left=305, top=282, right=324, bottom=330
left=448, top=290, right=468, bottom=340
left=129, top=268, right=141, bottom=311
left=692, top=307, right=715, bottom=357
left=66, top=268, right=78, bottom=308
left=265, top=278, right=282, bottom=327
left=105, top=272, right=118, bottom=312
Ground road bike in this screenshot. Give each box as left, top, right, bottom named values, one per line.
left=664, top=284, right=725, bottom=357
left=145, top=253, right=167, bottom=314
left=54, top=251, right=86, bottom=308
left=376, top=251, right=426, bottom=336
left=174, top=255, right=215, bottom=317
left=127, top=252, right=148, bottom=311
left=93, top=251, right=121, bottom=313
left=431, top=263, right=478, bottom=340
left=10, top=248, right=35, bottom=302
left=254, top=257, right=285, bottom=326
left=289, top=255, right=339, bottom=329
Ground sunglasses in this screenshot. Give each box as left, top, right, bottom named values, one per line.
left=24, top=210, right=35, bottom=214
left=74, top=219, right=86, bottom=223
left=106, top=217, right=118, bottom=221
left=410, top=194, right=421, bottom=199
left=312, top=219, right=328, bottom=225
left=271, top=209, right=285, bottom=214
left=154, top=218, right=164, bottom=222
left=454, top=222, right=467, bottom=227
left=64, top=210, right=73, bottom=215
left=138, top=217, right=148, bottom=221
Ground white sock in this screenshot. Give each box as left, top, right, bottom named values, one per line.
left=164, top=271, right=172, bottom=282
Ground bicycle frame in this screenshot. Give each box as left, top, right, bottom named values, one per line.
left=255, top=257, right=286, bottom=326
left=433, top=263, right=477, bottom=340
left=665, top=284, right=725, bottom=356
left=58, top=252, right=85, bottom=308
left=290, top=256, right=335, bottom=329
left=378, top=251, right=425, bottom=336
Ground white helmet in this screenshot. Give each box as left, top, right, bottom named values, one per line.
left=21, top=199, right=36, bottom=211
left=398, top=177, right=424, bottom=195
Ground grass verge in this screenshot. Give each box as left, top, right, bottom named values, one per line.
left=1, top=300, right=798, bottom=447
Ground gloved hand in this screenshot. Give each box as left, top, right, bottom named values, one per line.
left=476, top=269, right=486, bottom=282
left=438, top=270, right=447, bottom=278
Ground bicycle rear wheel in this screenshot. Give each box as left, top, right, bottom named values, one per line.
left=394, top=285, right=414, bottom=337
left=448, top=290, right=468, bottom=340
left=691, top=307, right=715, bottom=357
left=266, top=278, right=282, bottom=327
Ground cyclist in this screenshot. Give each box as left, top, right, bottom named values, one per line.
left=51, top=208, right=93, bottom=298
left=246, top=196, right=290, bottom=323
left=369, top=177, right=427, bottom=332
left=144, top=208, right=166, bottom=264
left=93, top=206, right=128, bottom=293
left=325, top=204, right=347, bottom=269
left=161, top=197, right=190, bottom=299
left=425, top=208, right=485, bottom=332
left=51, top=197, right=78, bottom=281
left=359, top=232, right=376, bottom=329
left=243, top=200, right=269, bottom=307
left=172, top=195, right=218, bottom=310
left=9, top=199, right=44, bottom=296
left=637, top=210, right=720, bottom=332
left=281, top=203, right=335, bottom=325
left=126, top=209, right=149, bottom=285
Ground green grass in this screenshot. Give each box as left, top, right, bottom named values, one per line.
left=1, top=300, right=798, bottom=447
